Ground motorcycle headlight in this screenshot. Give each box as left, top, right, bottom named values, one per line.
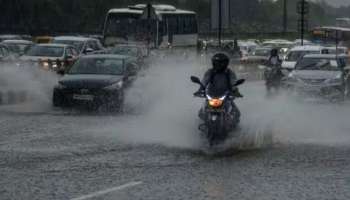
left=208, top=99, right=224, bottom=108
left=104, top=81, right=123, bottom=90
left=51, top=62, right=58, bottom=68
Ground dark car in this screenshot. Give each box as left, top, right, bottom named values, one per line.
left=53, top=54, right=138, bottom=110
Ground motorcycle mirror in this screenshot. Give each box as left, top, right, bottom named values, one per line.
left=190, top=76, right=201, bottom=84
left=234, top=79, right=245, bottom=86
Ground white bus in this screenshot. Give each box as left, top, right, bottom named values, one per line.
left=103, top=4, right=198, bottom=48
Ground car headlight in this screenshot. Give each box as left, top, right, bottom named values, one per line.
left=104, top=81, right=123, bottom=90
left=42, top=61, right=49, bottom=67
left=326, top=74, right=342, bottom=84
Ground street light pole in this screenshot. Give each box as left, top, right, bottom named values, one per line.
left=218, top=0, right=222, bottom=47
left=283, top=0, right=288, bottom=34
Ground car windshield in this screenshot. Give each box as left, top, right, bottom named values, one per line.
left=68, top=57, right=124, bottom=75
left=296, top=58, right=340, bottom=71
left=326, top=48, right=347, bottom=54
left=5, top=43, right=31, bottom=54
left=25, top=46, right=64, bottom=57
left=52, top=40, right=84, bottom=52
left=285, top=51, right=320, bottom=61
left=253, top=49, right=270, bottom=56
left=110, top=46, right=138, bottom=57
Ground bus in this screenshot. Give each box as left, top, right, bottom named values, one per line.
left=102, top=4, right=198, bottom=48
left=311, top=26, right=350, bottom=48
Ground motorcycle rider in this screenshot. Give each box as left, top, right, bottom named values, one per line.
left=195, top=53, right=242, bottom=121
left=267, top=48, right=282, bottom=66
left=264, top=48, right=284, bottom=92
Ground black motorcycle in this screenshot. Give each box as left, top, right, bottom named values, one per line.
left=191, top=76, right=245, bottom=146
left=264, top=64, right=284, bottom=95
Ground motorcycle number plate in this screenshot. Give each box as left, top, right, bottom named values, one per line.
left=207, top=108, right=224, bottom=113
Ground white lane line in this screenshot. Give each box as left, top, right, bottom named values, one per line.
left=71, top=181, right=143, bottom=200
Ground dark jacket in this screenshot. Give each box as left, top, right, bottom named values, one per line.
left=201, top=68, right=237, bottom=97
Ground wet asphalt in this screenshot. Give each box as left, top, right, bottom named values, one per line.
left=1, top=55, right=350, bottom=200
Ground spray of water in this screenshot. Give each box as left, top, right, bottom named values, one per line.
left=0, top=64, right=57, bottom=112
left=93, top=51, right=350, bottom=151
left=2, top=53, right=350, bottom=151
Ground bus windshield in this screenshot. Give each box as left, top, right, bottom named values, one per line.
left=104, top=13, right=157, bottom=42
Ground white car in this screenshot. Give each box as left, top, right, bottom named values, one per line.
left=19, top=44, right=79, bottom=72
left=323, top=46, right=348, bottom=55
left=282, top=45, right=326, bottom=70
left=52, top=36, right=104, bottom=55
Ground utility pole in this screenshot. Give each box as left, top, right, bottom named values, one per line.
left=297, top=0, right=309, bottom=46
left=218, top=0, right=222, bottom=47
left=283, top=0, right=288, bottom=34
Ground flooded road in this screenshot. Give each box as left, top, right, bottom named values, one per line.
left=1, top=54, right=350, bottom=200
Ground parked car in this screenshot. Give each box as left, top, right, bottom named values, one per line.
left=18, top=44, right=79, bottom=72
left=282, top=45, right=326, bottom=70
left=53, top=54, right=138, bottom=110
left=52, top=36, right=104, bottom=55
left=1, top=40, right=34, bottom=56
left=283, top=54, right=350, bottom=101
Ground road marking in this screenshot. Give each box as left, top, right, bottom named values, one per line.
left=71, top=181, right=143, bottom=200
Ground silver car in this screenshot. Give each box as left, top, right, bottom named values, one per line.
left=284, top=54, right=349, bottom=101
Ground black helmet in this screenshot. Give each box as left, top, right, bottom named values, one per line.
left=212, top=53, right=229, bottom=72
left=270, top=48, right=279, bottom=57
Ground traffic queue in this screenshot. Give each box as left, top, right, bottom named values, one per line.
left=1, top=33, right=350, bottom=108
left=0, top=34, right=149, bottom=108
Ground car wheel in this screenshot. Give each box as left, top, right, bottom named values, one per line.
left=53, top=91, right=64, bottom=107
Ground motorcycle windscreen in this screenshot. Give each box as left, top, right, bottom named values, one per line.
left=206, top=83, right=228, bottom=98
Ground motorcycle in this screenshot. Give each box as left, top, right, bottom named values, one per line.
left=190, top=76, right=245, bottom=146
left=264, top=64, right=284, bottom=95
